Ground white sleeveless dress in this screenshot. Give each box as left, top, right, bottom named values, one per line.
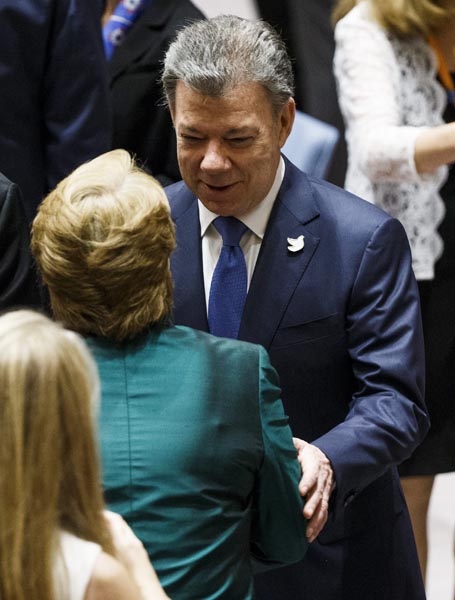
left=53, top=530, right=101, bottom=600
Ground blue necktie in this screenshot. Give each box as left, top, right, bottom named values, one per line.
left=208, top=217, right=248, bottom=339
left=103, top=0, right=153, bottom=60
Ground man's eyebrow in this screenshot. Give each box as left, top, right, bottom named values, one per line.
left=179, top=125, right=202, bottom=133
left=178, top=125, right=260, bottom=135
left=224, top=127, right=259, bottom=135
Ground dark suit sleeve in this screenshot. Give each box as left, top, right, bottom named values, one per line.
left=43, top=0, right=111, bottom=191
left=0, top=177, right=41, bottom=310
left=108, top=0, right=205, bottom=185
left=314, top=217, right=428, bottom=511
left=251, top=346, right=308, bottom=570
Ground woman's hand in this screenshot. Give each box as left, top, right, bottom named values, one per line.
left=104, top=510, right=171, bottom=600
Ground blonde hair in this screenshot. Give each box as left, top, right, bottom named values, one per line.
left=332, top=0, right=455, bottom=36
left=0, top=310, right=113, bottom=600
left=32, top=149, right=176, bottom=342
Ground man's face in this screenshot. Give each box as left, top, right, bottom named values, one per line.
left=171, top=81, right=295, bottom=217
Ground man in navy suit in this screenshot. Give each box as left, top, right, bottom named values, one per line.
left=163, top=15, right=429, bottom=600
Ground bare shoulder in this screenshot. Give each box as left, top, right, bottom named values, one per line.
left=84, top=552, right=139, bottom=600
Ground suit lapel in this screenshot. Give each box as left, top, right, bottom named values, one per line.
left=108, top=0, right=174, bottom=82
left=239, top=160, right=320, bottom=349
left=169, top=161, right=321, bottom=343
left=170, top=186, right=208, bottom=332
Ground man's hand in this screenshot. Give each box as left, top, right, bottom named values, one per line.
left=293, top=437, right=334, bottom=543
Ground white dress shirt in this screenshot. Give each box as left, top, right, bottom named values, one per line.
left=199, top=158, right=285, bottom=309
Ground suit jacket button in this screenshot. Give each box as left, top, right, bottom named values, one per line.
left=344, top=490, right=356, bottom=507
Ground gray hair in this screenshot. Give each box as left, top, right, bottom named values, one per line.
left=162, top=15, right=294, bottom=113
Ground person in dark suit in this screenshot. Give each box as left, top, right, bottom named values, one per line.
left=103, top=0, right=205, bottom=186
left=31, top=148, right=308, bottom=600
left=256, top=0, right=347, bottom=187
left=0, top=0, right=111, bottom=223
left=0, top=173, right=41, bottom=310
left=162, top=15, right=429, bottom=599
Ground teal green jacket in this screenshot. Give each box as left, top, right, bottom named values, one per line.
left=87, top=325, right=307, bottom=599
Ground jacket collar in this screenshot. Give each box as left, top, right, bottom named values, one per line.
left=239, top=158, right=321, bottom=347
left=168, top=159, right=322, bottom=346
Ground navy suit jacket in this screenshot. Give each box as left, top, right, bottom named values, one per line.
left=167, top=158, right=429, bottom=599
left=0, top=0, right=110, bottom=221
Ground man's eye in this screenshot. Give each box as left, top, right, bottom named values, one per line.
left=229, top=137, right=252, bottom=144
left=180, top=134, right=202, bottom=142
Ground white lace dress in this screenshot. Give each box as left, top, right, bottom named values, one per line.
left=334, top=0, right=448, bottom=280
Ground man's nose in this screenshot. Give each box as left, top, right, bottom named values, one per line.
left=200, top=141, right=230, bottom=172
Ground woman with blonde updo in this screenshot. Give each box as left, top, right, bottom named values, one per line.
left=0, top=309, right=169, bottom=600
left=31, top=149, right=307, bottom=600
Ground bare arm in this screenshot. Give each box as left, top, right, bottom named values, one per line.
left=414, top=122, right=455, bottom=173
left=415, top=18, right=455, bottom=173
left=85, top=552, right=143, bottom=600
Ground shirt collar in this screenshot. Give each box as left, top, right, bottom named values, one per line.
left=198, top=157, right=285, bottom=239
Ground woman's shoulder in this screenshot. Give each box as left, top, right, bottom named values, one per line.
left=54, top=531, right=102, bottom=600
left=84, top=552, right=140, bottom=600
left=335, top=0, right=380, bottom=32
left=169, top=324, right=261, bottom=357
left=334, top=1, right=394, bottom=62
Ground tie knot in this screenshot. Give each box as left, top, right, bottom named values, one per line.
left=213, top=217, right=248, bottom=247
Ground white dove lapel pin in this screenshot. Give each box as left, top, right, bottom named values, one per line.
left=287, top=235, right=305, bottom=253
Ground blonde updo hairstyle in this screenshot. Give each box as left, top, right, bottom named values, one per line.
left=32, top=149, right=176, bottom=342
left=332, top=0, right=455, bottom=37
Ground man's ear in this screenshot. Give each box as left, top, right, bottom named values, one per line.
left=278, top=98, right=296, bottom=148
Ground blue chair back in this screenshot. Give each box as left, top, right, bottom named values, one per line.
left=282, top=110, right=339, bottom=179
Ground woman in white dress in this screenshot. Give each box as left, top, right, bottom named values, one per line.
left=0, top=310, right=169, bottom=600
left=333, top=0, right=455, bottom=587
